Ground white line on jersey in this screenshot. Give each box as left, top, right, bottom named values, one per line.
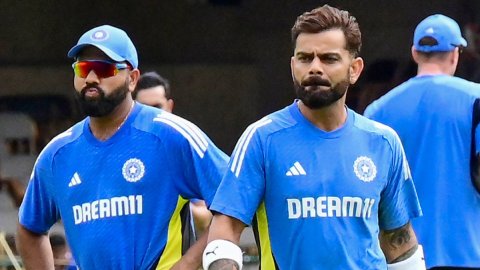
left=230, top=117, right=272, bottom=177
left=154, top=114, right=208, bottom=158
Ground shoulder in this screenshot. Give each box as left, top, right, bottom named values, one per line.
left=133, top=104, right=204, bottom=137
left=37, top=120, right=85, bottom=165
left=133, top=104, right=210, bottom=154
left=243, top=103, right=299, bottom=141
left=353, top=111, right=401, bottom=148
left=451, top=77, right=480, bottom=98
left=419, top=75, right=480, bottom=100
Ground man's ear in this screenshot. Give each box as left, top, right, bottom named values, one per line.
left=411, top=46, right=420, bottom=64
left=128, top=69, right=140, bottom=92
left=166, top=99, right=175, bottom=113
left=349, top=57, right=364, bottom=84
left=290, top=56, right=296, bottom=82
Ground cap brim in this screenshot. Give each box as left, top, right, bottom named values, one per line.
left=67, top=43, right=125, bottom=62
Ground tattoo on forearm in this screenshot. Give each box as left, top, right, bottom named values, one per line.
left=209, top=259, right=239, bottom=270
left=382, top=225, right=411, bottom=250
left=380, top=222, right=420, bottom=263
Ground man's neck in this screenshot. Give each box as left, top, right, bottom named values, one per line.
left=417, top=62, right=452, bottom=76
left=89, top=98, right=135, bottom=141
left=297, top=99, right=347, bottom=132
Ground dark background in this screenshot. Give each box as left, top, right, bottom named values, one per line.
left=1, top=0, right=479, bottom=153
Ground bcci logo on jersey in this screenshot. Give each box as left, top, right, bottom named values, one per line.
left=122, top=158, right=145, bottom=183
left=353, top=156, right=376, bottom=182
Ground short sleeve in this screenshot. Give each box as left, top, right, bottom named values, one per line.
left=210, top=124, right=266, bottom=225
left=19, top=159, right=60, bottom=233
left=378, top=133, right=422, bottom=230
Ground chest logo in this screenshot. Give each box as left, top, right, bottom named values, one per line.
left=353, top=156, right=377, bottom=182
left=122, top=158, right=145, bottom=183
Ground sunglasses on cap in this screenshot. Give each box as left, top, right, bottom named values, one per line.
left=72, top=60, right=131, bottom=79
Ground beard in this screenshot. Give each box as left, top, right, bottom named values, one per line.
left=293, top=73, right=350, bottom=109
left=75, top=80, right=129, bottom=117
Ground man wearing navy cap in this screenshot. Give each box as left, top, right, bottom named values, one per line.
left=365, top=14, right=480, bottom=269
left=16, top=25, right=228, bottom=270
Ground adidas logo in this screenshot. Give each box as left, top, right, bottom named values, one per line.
left=286, top=162, right=306, bottom=176
left=68, top=172, right=82, bottom=187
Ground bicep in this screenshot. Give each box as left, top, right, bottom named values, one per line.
left=379, top=221, right=418, bottom=263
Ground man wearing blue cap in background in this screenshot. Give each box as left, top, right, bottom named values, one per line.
left=16, top=25, right=229, bottom=269
left=365, top=14, right=480, bottom=269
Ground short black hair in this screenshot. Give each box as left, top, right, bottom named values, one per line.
left=134, top=71, right=172, bottom=99
left=291, top=4, right=362, bottom=57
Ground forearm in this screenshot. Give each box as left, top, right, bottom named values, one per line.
left=174, top=227, right=210, bottom=269
left=207, top=214, right=245, bottom=243
left=380, top=222, right=417, bottom=261
left=380, top=221, right=425, bottom=269
left=380, top=222, right=418, bottom=262
left=204, top=214, right=246, bottom=270
left=17, top=225, right=55, bottom=270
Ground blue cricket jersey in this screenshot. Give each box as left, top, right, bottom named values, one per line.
left=210, top=101, right=422, bottom=269
left=19, top=103, right=228, bottom=270
left=365, top=75, right=480, bottom=268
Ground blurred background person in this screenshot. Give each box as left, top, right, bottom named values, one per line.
left=133, top=71, right=174, bottom=112
left=365, top=14, right=480, bottom=269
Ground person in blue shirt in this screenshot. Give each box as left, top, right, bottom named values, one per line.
left=203, top=5, right=424, bottom=270
left=365, top=14, right=480, bottom=269
left=16, top=25, right=228, bottom=270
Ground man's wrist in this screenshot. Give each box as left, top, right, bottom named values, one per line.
left=387, top=245, right=426, bottom=270
left=203, top=240, right=243, bottom=270
left=210, top=259, right=239, bottom=270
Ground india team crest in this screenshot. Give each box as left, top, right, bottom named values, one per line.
left=91, top=30, right=109, bottom=41
left=353, top=156, right=377, bottom=182
left=122, top=158, right=145, bottom=183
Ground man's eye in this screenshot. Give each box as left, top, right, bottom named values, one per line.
left=323, top=57, right=339, bottom=63
left=297, top=56, right=310, bottom=62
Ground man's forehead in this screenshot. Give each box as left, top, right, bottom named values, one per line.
left=294, top=29, right=347, bottom=53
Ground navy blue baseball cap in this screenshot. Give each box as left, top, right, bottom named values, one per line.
left=413, top=14, right=467, bottom=52
left=68, top=25, right=138, bottom=68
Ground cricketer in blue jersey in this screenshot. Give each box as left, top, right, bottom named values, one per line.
left=203, top=5, right=425, bottom=270
left=17, top=25, right=228, bottom=270
left=365, top=14, right=480, bottom=269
